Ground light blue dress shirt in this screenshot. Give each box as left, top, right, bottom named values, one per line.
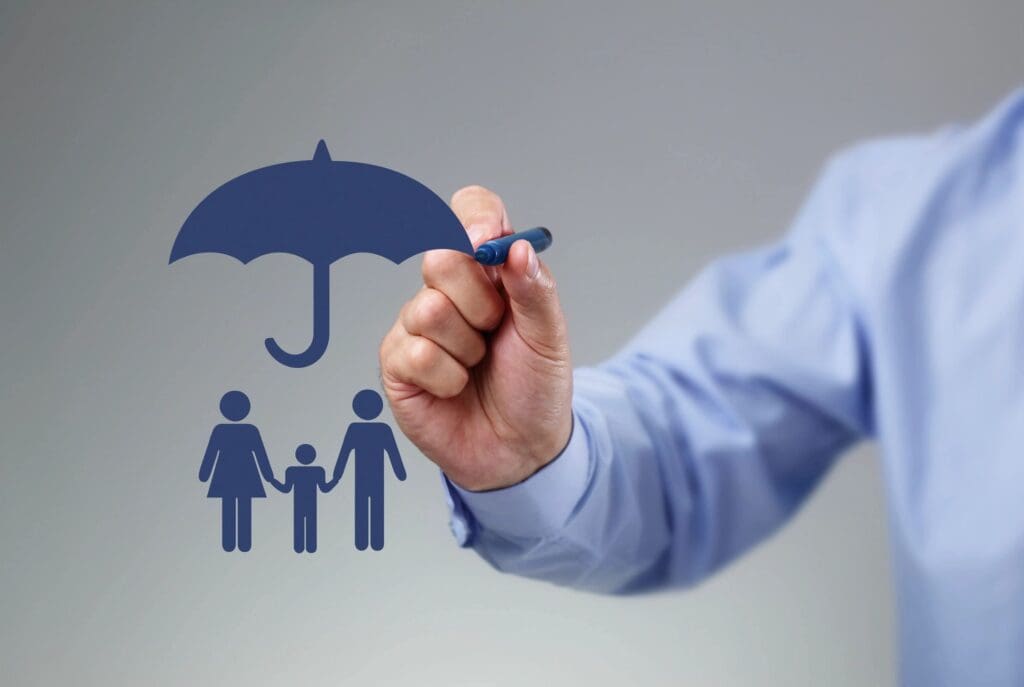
left=444, top=89, right=1024, bottom=685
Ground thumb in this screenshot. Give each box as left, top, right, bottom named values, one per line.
left=500, top=240, right=569, bottom=360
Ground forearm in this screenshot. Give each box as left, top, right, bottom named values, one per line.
left=198, top=448, right=217, bottom=481
left=388, top=446, right=406, bottom=480
left=333, top=460, right=347, bottom=481
left=333, top=445, right=351, bottom=481
left=254, top=446, right=275, bottom=482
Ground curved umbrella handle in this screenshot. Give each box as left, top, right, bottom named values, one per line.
left=265, top=262, right=331, bottom=367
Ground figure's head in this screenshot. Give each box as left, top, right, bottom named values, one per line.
left=220, top=390, right=250, bottom=422
left=353, top=389, right=383, bottom=420
left=295, top=443, right=316, bottom=465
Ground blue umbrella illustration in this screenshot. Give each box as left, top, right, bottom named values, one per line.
left=170, top=141, right=473, bottom=368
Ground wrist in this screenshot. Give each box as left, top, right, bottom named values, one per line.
left=523, top=412, right=574, bottom=481
left=445, top=411, right=590, bottom=540
left=452, top=413, right=575, bottom=492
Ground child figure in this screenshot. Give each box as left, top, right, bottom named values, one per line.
left=273, top=444, right=336, bottom=553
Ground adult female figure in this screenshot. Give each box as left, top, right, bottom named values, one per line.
left=198, top=391, right=276, bottom=552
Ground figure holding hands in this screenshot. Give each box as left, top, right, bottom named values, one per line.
left=272, top=444, right=337, bottom=553
left=333, top=390, right=406, bottom=551
left=198, top=391, right=277, bottom=552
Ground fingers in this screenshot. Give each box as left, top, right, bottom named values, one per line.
left=421, top=251, right=505, bottom=330
left=420, top=185, right=510, bottom=331
left=382, top=185, right=516, bottom=401
left=401, top=288, right=486, bottom=367
left=499, top=240, right=569, bottom=360
left=381, top=324, right=469, bottom=399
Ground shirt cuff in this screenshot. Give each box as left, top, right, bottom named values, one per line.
left=442, top=412, right=592, bottom=545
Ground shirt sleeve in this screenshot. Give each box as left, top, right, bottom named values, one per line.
left=444, top=148, right=876, bottom=594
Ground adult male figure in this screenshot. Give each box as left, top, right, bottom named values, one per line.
left=333, top=389, right=407, bottom=551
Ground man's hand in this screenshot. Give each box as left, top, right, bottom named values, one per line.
left=379, top=185, right=573, bottom=491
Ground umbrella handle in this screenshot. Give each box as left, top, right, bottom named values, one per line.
left=265, top=263, right=331, bottom=367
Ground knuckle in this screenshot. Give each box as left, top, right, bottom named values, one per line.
left=397, top=301, right=417, bottom=335
left=378, top=332, right=394, bottom=366
left=413, top=289, right=452, bottom=331
left=437, top=365, right=469, bottom=399
left=421, top=249, right=459, bottom=284
left=378, top=323, right=402, bottom=366
left=406, top=337, right=440, bottom=374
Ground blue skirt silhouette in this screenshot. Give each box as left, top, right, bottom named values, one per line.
left=204, top=428, right=270, bottom=499
left=199, top=392, right=276, bottom=552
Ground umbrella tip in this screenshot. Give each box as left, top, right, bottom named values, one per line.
left=313, top=139, right=331, bottom=163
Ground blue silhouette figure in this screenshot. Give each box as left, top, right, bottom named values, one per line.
left=169, top=141, right=474, bottom=368
left=198, top=391, right=276, bottom=552
left=333, top=389, right=406, bottom=551
left=272, top=444, right=336, bottom=553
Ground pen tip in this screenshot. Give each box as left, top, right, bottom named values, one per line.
left=474, top=246, right=497, bottom=265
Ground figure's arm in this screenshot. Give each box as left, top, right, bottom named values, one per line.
left=446, top=147, right=884, bottom=594
left=198, top=431, right=219, bottom=482
left=384, top=429, right=406, bottom=481
left=333, top=432, right=354, bottom=483
left=252, top=431, right=275, bottom=484
left=320, top=470, right=337, bottom=493
left=272, top=473, right=290, bottom=493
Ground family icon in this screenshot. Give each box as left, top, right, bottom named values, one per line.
left=198, top=389, right=405, bottom=553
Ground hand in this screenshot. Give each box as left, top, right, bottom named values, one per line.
left=380, top=185, right=573, bottom=491
left=271, top=478, right=287, bottom=493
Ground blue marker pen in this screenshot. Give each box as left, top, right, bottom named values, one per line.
left=474, top=227, right=553, bottom=266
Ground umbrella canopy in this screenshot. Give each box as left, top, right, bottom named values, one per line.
left=170, top=140, right=473, bottom=367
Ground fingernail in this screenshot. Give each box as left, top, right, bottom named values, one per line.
left=526, top=243, right=540, bottom=279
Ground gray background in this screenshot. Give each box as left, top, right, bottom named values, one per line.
left=1, top=1, right=1022, bottom=685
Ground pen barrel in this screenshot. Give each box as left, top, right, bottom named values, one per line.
left=474, top=227, right=552, bottom=266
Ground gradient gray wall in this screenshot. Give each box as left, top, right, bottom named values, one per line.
left=2, top=2, right=1022, bottom=685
